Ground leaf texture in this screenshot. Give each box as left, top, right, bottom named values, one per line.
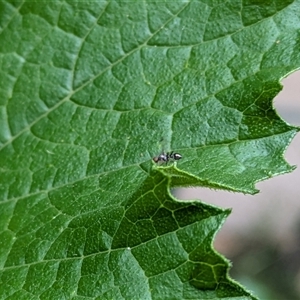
left=0, top=1, right=300, bottom=299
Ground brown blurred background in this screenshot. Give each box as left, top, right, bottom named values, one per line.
left=177, top=70, right=300, bottom=299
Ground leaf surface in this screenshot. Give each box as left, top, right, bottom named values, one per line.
left=0, top=1, right=299, bottom=299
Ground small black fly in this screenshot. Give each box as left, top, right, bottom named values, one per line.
left=153, top=151, right=182, bottom=165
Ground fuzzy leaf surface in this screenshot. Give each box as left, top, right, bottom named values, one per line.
left=0, top=1, right=299, bottom=299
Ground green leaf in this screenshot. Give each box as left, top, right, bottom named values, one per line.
left=0, top=1, right=299, bottom=299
